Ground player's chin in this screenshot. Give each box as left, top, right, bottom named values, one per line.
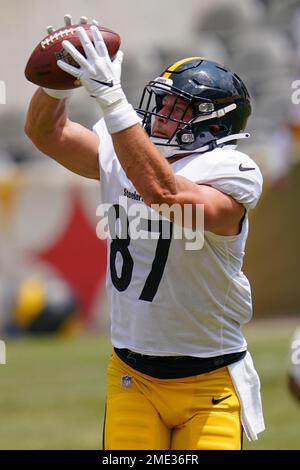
left=152, top=129, right=168, bottom=138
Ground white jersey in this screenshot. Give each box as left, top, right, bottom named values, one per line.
left=94, top=119, right=263, bottom=357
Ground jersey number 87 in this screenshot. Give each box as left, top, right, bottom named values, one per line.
left=109, top=204, right=173, bottom=302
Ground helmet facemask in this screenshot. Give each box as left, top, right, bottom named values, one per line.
left=137, top=77, right=219, bottom=157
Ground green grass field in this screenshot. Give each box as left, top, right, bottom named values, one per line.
left=0, top=319, right=299, bottom=450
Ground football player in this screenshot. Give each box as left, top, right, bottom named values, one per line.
left=25, top=16, right=265, bottom=450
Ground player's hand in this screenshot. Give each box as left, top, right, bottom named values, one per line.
left=42, top=14, right=99, bottom=100
left=57, top=25, right=125, bottom=111
left=55, top=21, right=140, bottom=133
left=45, top=14, right=100, bottom=36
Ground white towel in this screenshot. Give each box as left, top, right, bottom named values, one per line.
left=228, top=351, right=265, bottom=441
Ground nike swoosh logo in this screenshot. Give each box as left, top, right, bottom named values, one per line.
left=212, top=394, right=232, bottom=405
left=91, top=78, right=114, bottom=88
left=239, top=163, right=255, bottom=172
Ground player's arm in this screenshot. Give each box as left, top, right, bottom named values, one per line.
left=24, top=87, right=100, bottom=180
left=111, top=124, right=244, bottom=236
left=54, top=26, right=243, bottom=234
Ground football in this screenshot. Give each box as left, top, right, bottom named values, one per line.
left=25, top=23, right=121, bottom=90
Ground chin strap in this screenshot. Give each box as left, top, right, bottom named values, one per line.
left=151, top=132, right=251, bottom=158
left=192, top=103, right=237, bottom=124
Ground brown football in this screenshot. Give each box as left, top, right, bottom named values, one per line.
left=25, top=23, right=121, bottom=90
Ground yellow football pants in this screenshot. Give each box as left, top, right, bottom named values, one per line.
left=103, top=352, right=242, bottom=450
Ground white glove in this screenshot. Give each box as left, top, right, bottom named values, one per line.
left=57, top=25, right=140, bottom=133
left=42, top=15, right=100, bottom=100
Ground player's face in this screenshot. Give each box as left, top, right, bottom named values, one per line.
left=152, top=94, right=194, bottom=139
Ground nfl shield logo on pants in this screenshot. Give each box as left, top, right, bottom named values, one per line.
left=121, top=375, right=132, bottom=388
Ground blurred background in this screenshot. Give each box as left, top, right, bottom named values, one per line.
left=1, top=0, right=300, bottom=450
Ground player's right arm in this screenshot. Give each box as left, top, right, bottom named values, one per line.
left=24, top=88, right=100, bottom=180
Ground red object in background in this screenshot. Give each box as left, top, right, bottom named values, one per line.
left=33, top=190, right=107, bottom=324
